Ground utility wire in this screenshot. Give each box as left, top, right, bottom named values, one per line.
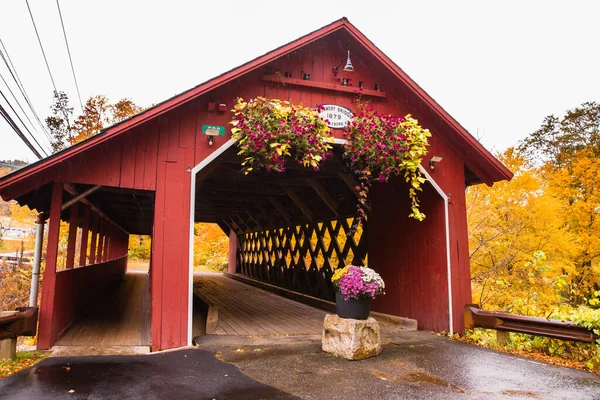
left=0, top=71, right=52, bottom=152
left=0, top=88, right=48, bottom=157
left=25, top=0, right=57, bottom=93
left=0, top=39, right=53, bottom=142
left=0, top=103, right=43, bottom=159
left=56, top=0, right=83, bottom=111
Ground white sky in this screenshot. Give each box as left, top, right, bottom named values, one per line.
left=0, top=0, right=598, bottom=163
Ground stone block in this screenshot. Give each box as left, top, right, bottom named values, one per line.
left=322, top=314, right=382, bottom=360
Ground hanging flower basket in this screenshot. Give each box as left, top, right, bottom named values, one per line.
left=331, top=265, right=385, bottom=320
left=343, top=101, right=431, bottom=232
left=230, top=97, right=333, bottom=174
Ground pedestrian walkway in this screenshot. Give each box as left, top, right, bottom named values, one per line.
left=193, top=273, right=406, bottom=337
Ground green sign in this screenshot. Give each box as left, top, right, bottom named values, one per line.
left=202, top=125, right=226, bottom=136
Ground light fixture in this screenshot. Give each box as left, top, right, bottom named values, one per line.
left=429, top=156, right=443, bottom=170
left=204, top=126, right=221, bottom=146
left=332, top=50, right=354, bottom=74
left=303, top=73, right=310, bottom=80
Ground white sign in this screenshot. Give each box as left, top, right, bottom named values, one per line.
left=318, top=104, right=353, bottom=129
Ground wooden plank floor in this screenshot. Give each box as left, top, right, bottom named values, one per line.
left=193, top=273, right=406, bottom=336
left=194, top=273, right=326, bottom=336
left=56, top=270, right=151, bottom=346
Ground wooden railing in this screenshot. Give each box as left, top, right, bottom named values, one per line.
left=464, top=304, right=598, bottom=344
left=0, top=307, right=38, bottom=341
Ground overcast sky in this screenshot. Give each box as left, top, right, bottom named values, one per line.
left=0, top=0, right=598, bottom=163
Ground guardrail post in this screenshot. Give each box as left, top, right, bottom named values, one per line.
left=0, top=337, right=16, bottom=362
left=497, top=330, right=511, bottom=345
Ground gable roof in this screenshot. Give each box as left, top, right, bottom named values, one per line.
left=0, top=17, right=512, bottom=194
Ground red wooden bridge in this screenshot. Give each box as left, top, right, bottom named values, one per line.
left=0, top=18, right=511, bottom=352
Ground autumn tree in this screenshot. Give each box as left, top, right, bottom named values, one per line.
left=71, top=95, right=111, bottom=144
left=519, top=101, right=600, bottom=167
left=45, top=90, right=74, bottom=153
left=519, top=101, right=600, bottom=304
left=111, top=98, right=143, bottom=123
left=467, top=148, right=572, bottom=312
left=46, top=92, right=144, bottom=151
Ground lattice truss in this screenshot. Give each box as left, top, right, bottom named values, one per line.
left=237, top=218, right=367, bottom=300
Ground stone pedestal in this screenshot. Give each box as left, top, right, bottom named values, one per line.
left=0, top=337, right=17, bottom=362
left=322, top=314, right=382, bottom=360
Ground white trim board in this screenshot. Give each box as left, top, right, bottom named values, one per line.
left=187, top=138, right=237, bottom=346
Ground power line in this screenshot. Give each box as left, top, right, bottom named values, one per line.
left=0, top=103, right=43, bottom=159
left=25, top=0, right=57, bottom=93
left=56, top=0, right=83, bottom=111
left=0, top=88, right=49, bottom=158
left=0, top=39, right=53, bottom=142
left=0, top=71, right=52, bottom=151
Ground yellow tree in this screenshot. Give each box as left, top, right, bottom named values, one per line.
left=467, top=148, right=572, bottom=313
left=193, top=223, right=229, bottom=271
left=70, top=95, right=111, bottom=144
left=546, top=148, right=600, bottom=304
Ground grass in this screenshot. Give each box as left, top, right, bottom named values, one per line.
left=0, top=351, right=48, bottom=380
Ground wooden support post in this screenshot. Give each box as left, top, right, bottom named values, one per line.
left=103, top=225, right=110, bottom=261
left=307, top=178, right=339, bottom=217
left=79, top=204, right=91, bottom=266
left=228, top=230, right=238, bottom=274
left=89, top=211, right=98, bottom=264
left=96, top=218, right=104, bottom=263
left=281, top=185, right=314, bottom=221
left=65, top=203, right=79, bottom=269
left=496, top=330, right=511, bottom=345
left=37, top=182, right=63, bottom=350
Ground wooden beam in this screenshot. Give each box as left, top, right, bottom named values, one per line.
left=227, top=218, right=243, bottom=235
left=235, top=215, right=252, bottom=232
left=280, top=185, right=314, bottom=221
left=63, top=183, right=129, bottom=234
left=307, top=178, right=339, bottom=217
left=337, top=172, right=371, bottom=211
left=245, top=210, right=264, bottom=231
left=269, top=198, right=293, bottom=225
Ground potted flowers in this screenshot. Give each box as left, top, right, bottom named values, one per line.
left=331, top=265, right=385, bottom=320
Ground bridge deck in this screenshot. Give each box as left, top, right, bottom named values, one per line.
left=193, top=272, right=406, bottom=336
left=56, top=270, right=151, bottom=347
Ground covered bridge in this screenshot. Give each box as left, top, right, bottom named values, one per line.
left=0, top=18, right=511, bottom=351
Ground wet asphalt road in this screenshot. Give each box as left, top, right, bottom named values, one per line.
left=1, top=331, right=599, bottom=399
left=0, top=349, right=295, bottom=400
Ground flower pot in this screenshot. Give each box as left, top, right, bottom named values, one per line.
left=335, top=292, right=372, bottom=320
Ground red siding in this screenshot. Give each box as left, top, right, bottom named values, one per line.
left=48, top=257, right=127, bottom=348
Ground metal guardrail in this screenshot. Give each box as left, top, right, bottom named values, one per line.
left=464, top=304, right=598, bottom=343
left=0, top=307, right=38, bottom=340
